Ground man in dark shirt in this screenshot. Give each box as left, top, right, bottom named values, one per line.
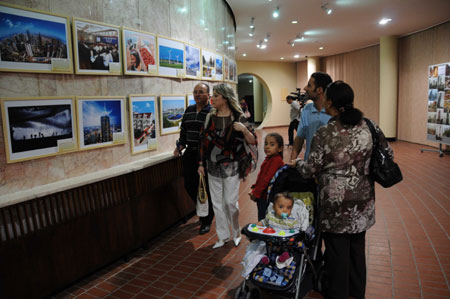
left=174, top=83, right=214, bottom=234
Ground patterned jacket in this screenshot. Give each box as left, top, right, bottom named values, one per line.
left=295, top=117, right=393, bottom=234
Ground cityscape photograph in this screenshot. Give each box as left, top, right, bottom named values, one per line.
left=82, top=100, right=122, bottom=146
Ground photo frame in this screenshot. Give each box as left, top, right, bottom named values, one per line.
left=215, top=54, right=223, bottom=81
left=0, top=3, right=73, bottom=74
left=228, top=58, right=238, bottom=83
left=159, top=95, right=186, bottom=136
left=184, top=43, right=201, bottom=79
left=76, top=96, right=126, bottom=150
left=129, top=94, right=158, bottom=154
left=201, top=48, right=216, bottom=81
left=122, top=27, right=157, bottom=76
left=187, top=94, right=195, bottom=106
left=224, top=56, right=230, bottom=82
left=73, top=18, right=122, bottom=75
left=1, top=96, right=77, bottom=163
left=157, top=36, right=185, bottom=78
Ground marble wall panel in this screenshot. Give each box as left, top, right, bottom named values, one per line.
left=0, top=0, right=235, bottom=199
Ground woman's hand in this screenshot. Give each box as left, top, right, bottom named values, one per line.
left=287, top=158, right=301, bottom=167
left=198, top=165, right=205, bottom=176
left=232, top=122, right=246, bottom=132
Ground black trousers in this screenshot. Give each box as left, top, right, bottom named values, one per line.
left=256, top=198, right=269, bottom=221
left=288, top=119, right=299, bottom=145
left=182, top=148, right=214, bottom=225
left=322, top=231, right=366, bottom=299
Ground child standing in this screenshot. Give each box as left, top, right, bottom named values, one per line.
left=250, top=133, right=285, bottom=221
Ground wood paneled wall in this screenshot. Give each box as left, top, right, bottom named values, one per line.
left=321, top=46, right=380, bottom=123
left=398, top=22, right=450, bottom=146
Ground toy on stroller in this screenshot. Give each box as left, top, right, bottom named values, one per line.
left=235, top=166, right=321, bottom=299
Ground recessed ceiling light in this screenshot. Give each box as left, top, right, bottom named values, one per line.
left=280, top=57, right=285, bottom=60
left=379, top=18, right=392, bottom=25
left=242, top=53, right=247, bottom=57
left=260, top=44, right=267, bottom=49
left=319, top=46, right=324, bottom=50
left=291, top=20, right=298, bottom=24
left=273, top=6, right=279, bottom=18
left=249, top=33, right=253, bottom=37
left=294, top=54, right=300, bottom=58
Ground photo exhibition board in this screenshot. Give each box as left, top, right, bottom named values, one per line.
left=73, top=18, right=122, bottom=75
left=122, top=28, right=157, bottom=76
left=1, top=97, right=78, bottom=163
left=129, top=95, right=158, bottom=154
left=0, top=3, right=73, bottom=74
left=159, top=95, right=186, bottom=135
left=184, top=43, right=201, bottom=80
left=427, top=62, right=450, bottom=145
left=76, top=96, right=126, bottom=150
left=157, top=36, right=185, bottom=78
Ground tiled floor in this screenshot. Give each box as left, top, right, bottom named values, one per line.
left=54, top=127, right=450, bottom=299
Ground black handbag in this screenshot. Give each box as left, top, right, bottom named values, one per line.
left=364, top=118, right=403, bottom=188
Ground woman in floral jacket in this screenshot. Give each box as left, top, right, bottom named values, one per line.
left=290, top=81, right=393, bottom=299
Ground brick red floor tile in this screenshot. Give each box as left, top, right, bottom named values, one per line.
left=51, top=138, right=450, bottom=299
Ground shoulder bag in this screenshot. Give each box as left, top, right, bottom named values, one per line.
left=364, top=118, right=403, bottom=188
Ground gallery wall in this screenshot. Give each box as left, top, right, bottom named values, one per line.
left=0, top=0, right=236, bottom=199
left=236, top=60, right=297, bottom=127
left=398, top=21, right=450, bottom=147
left=321, top=45, right=380, bottom=124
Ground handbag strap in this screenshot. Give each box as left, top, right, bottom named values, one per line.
left=363, top=118, right=378, bottom=148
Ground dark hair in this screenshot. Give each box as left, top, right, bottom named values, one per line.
left=196, top=82, right=210, bottom=94
left=326, top=80, right=363, bottom=126
left=130, top=51, right=140, bottom=67
left=286, top=95, right=293, bottom=101
left=311, top=72, right=332, bottom=91
left=274, top=192, right=294, bottom=204
left=265, top=132, right=284, bottom=157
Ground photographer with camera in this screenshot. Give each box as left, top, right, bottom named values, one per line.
left=286, top=95, right=301, bottom=147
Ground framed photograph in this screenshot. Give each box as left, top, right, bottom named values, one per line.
left=157, top=36, right=184, bottom=78
left=228, top=58, right=238, bottom=83
left=129, top=95, right=158, bottom=154
left=224, top=56, right=230, bottom=82
left=159, top=95, right=186, bottom=135
left=1, top=96, right=77, bottom=163
left=122, top=27, right=157, bottom=76
left=215, top=54, right=223, bottom=81
left=184, top=43, right=201, bottom=79
left=0, top=3, right=73, bottom=74
left=73, top=18, right=121, bottom=75
left=201, top=48, right=216, bottom=81
left=187, top=94, right=195, bottom=106
left=76, top=96, right=126, bottom=150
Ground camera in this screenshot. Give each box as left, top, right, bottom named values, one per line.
left=290, top=88, right=309, bottom=108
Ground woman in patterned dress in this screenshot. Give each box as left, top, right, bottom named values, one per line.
left=290, top=81, right=393, bottom=299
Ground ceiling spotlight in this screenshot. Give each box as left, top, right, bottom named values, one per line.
left=260, top=44, right=267, bottom=49
left=242, top=53, right=247, bottom=57
left=264, top=33, right=270, bottom=42
left=321, top=2, right=332, bottom=15
left=249, top=17, right=255, bottom=29
left=273, top=6, right=279, bottom=18
left=291, top=42, right=295, bottom=47
left=319, top=46, right=324, bottom=50
left=294, top=34, right=304, bottom=42
left=291, top=20, right=298, bottom=24
left=280, top=57, right=285, bottom=60
left=379, top=18, right=392, bottom=25
left=249, top=27, right=255, bottom=37
left=294, top=54, right=300, bottom=58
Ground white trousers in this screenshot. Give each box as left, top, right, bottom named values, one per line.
left=207, top=173, right=240, bottom=241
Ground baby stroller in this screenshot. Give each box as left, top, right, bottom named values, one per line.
left=235, top=166, right=321, bottom=299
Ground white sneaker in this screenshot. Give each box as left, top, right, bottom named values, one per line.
left=233, top=236, right=242, bottom=247
left=212, top=239, right=228, bottom=249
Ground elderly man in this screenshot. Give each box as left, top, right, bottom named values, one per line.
left=174, top=83, right=214, bottom=234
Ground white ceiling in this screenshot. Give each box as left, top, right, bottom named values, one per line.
left=226, top=0, right=450, bottom=62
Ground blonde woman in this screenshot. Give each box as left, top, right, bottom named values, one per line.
left=198, top=83, right=257, bottom=249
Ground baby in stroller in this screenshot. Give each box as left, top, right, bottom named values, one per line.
left=237, top=166, right=318, bottom=299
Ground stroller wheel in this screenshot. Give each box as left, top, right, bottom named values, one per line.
left=234, top=281, right=247, bottom=299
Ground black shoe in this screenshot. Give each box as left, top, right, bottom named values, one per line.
left=199, top=224, right=211, bottom=235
